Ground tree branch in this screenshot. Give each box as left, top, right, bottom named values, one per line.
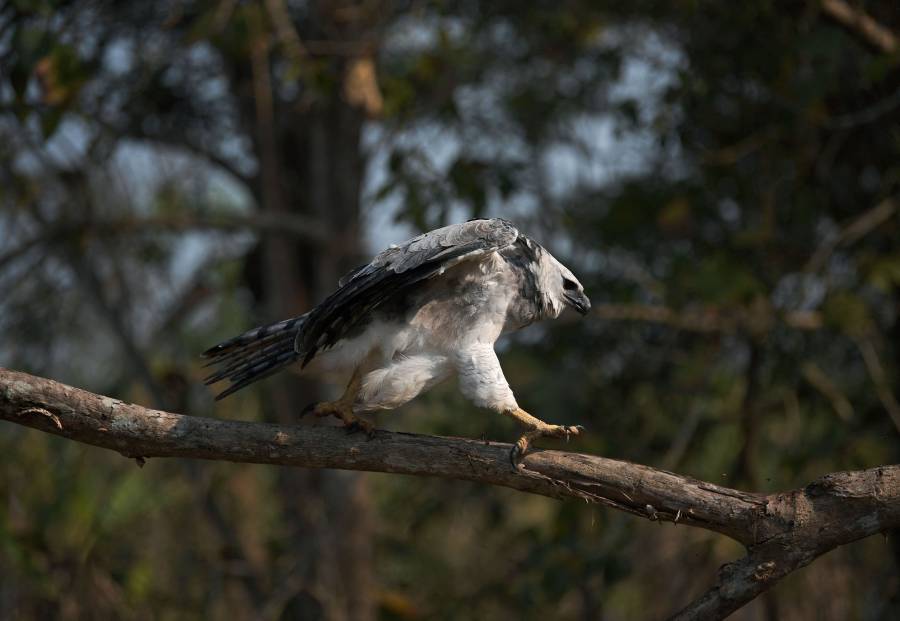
left=0, top=213, right=331, bottom=271
left=670, top=468, right=899, bottom=619
left=821, top=0, right=899, bottom=55
left=2, top=367, right=899, bottom=619
left=591, top=303, right=823, bottom=334
left=805, top=198, right=898, bottom=273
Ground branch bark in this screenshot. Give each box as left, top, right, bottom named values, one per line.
left=2, top=367, right=899, bottom=619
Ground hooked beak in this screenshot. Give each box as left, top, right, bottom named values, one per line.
left=564, top=291, right=591, bottom=316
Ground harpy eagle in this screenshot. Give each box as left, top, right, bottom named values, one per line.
left=203, top=218, right=591, bottom=463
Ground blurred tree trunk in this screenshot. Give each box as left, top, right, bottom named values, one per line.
left=236, top=25, right=374, bottom=621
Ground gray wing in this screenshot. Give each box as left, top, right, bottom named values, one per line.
left=296, top=218, right=519, bottom=365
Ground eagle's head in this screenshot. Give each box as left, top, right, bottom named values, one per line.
left=526, top=239, right=591, bottom=319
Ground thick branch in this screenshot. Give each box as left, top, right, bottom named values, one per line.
left=0, top=368, right=767, bottom=541
left=2, top=368, right=899, bottom=619
left=670, top=469, right=900, bottom=619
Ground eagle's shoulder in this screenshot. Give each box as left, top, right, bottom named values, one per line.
left=339, top=219, right=519, bottom=288
left=372, top=218, right=518, bottom=273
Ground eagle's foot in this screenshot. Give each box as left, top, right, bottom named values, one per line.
left=344, top=417, right=376, bottom=438
left=510, top=423, right=584, bottom=469
left=302, top=401, right=375, bottom=438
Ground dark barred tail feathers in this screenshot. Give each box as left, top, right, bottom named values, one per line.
left=202, top=314, right=308, bottom=400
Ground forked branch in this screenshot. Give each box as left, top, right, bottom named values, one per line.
left=1, top=368, right=898, bottom=620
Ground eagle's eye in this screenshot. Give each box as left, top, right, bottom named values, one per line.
left=563, top=278, right=578, bottom=291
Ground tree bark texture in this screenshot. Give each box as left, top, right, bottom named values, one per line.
left=2, top=368, right=899, bottom=620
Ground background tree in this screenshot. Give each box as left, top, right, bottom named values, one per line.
left=1, top=1, right=898, bottom=619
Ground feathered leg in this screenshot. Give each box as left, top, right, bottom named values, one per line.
left=502, top=408, right=583, bottom=467
left=455, top=344, right=583, bottom=467
left=303, top=366, right=375, bottom=436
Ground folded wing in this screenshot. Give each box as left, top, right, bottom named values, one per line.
left=296, top=218, right=519, bottom=365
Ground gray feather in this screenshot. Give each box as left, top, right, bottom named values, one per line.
left=296, top=219, right=519, bottom=364
left=202, top=314, right=308, bottom=399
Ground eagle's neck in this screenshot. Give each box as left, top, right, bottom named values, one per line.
left=501, top=239, right=561, bottom=329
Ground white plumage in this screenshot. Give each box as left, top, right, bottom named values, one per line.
left=203, top=219, right=591, bottom=462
